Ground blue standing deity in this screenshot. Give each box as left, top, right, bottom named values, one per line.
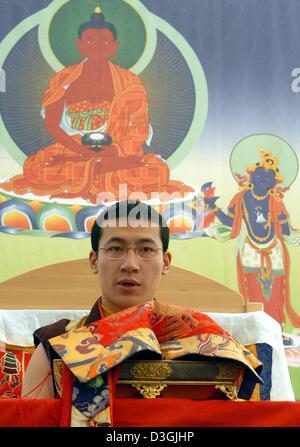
left=205, top=148, right=300, bottom=327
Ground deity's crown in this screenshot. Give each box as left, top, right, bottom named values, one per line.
left=247, top=147, right=283, bottom=183
left=95, top=6, right=102, bottom=14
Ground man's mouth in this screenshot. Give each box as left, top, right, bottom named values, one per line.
left=117, top=280, right=141, bottom=289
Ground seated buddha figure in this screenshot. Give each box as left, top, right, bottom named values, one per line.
left=0, top=9, right=193, bottom=203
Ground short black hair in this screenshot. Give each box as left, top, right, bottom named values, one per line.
left=78, top=12, right=117, bottom=40
left=91, top=200, right=169, bottom=253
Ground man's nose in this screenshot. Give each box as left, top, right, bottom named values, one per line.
left=120, top=248, right=140, bottom=271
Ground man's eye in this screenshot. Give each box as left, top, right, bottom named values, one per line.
left=140, top=247, right=154, bottom=253
left=109, top=246, right=123, bottom=252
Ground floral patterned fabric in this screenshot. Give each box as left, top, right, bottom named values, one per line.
left=49, top=300, right=263, bottom=427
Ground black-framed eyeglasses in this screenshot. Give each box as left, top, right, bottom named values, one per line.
left=98, top=245, right=163, bottom=259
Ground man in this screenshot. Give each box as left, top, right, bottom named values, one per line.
left=22, top=200, right=262, bottom=427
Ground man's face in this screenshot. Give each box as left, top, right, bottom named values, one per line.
left=89, top=218, right=171, bottom=312
left=77, top=28, right=118, bottom=62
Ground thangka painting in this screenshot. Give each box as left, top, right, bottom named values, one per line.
left=1, top=0, right=300, bottom=397
left=0, top=0, right=209, bottom=236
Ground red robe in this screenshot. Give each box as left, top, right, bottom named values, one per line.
left=0, top=62, right=193, bottom=203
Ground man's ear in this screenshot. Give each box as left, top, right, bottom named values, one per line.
left=76, top=38, right=85, bottom=58
left=89, top=250, right=98, bottom=274
left=162, top=251, right=172, bottom=276
left=110, top=39, right=118, bottom=59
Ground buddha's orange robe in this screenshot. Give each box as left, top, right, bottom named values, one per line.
left=0, top=62, right=193, bottom=203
